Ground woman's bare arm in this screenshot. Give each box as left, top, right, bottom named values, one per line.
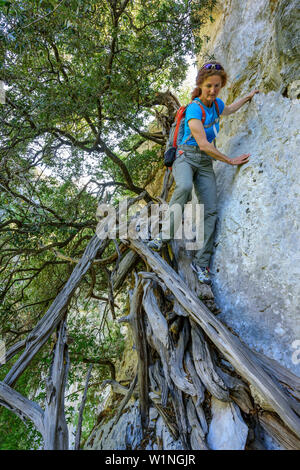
left=222, top=89, right=260, bottom=116
left=188, top=119, right=250, bottom=166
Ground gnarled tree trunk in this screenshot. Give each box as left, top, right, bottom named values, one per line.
left=116, top=233, right=300, bottom=450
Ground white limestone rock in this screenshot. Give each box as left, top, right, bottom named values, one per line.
left=195, top=0, right=300, bottom=377
left=207, top=397, right=248, bottom=450
left=211, top=92, right=300, bottom=376
left=199, top=0, right=300, bottom=100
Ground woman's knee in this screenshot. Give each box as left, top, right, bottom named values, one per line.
left=174, top=182, right=193, bottom=197
left=204, top=205, right=218, bottom=219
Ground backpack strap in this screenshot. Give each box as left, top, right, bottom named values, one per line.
left=193, top=99, right=206, bottom=125
left=177, top=99, right=220, bottom=147
left=214, top=99, right=220, bottom=117
left=195, top=98, right=220, bottom=122
left=173, top=106, right=187, bottom=148
left=180, top=100, right=205, bottom=145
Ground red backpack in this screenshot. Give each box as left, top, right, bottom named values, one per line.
left=164, top=99, right=220, bottom=168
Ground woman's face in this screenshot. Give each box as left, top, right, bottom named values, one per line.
left=199, top=75, right=222, bottom=105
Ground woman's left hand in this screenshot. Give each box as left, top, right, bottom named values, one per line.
left=247, top=89, right=260, bottom=101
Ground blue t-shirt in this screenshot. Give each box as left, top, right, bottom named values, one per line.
left=180, top=97, right=225, bottom=145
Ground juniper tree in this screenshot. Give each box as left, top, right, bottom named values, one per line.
left=1, top=0, right=299, bottom=451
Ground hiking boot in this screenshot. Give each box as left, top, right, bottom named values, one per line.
left=147, top=237, right=167, bottom=252
left=191, top=261, right=211, bottom=285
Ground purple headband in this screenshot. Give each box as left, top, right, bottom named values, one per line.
left=201, top=63, right=223, bottom=70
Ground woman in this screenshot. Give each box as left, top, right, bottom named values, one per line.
left=148, top=61, right=259, bottom=285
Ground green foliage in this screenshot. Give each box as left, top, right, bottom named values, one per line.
left=1, top=0, right=216, bottom=167
left=0, top=348, right=49, bottom=450
left=0, top=410, right=43, bottom=450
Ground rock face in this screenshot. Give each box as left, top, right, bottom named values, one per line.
left=212, top=92, right=300, bottom=375
left=199, top=0, right=300, bottom=100
left=197, top=0, right=300, bottom=376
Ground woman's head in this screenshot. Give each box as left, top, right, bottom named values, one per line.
left=191, top=61, right=227, bottom=102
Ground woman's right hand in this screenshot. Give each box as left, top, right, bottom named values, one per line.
left=229, top=153, right=250, bottom=165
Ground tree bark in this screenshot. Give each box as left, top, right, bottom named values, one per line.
left=74, top=365, right=93, bottom=450
left=1, top=206, right=300, bottom=450
left=44, top=317, right=70, bottom=450
left=128, top=238, right=300, bottom=442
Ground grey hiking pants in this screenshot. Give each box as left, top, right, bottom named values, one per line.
left=161, top=144, right=218, bottom=267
